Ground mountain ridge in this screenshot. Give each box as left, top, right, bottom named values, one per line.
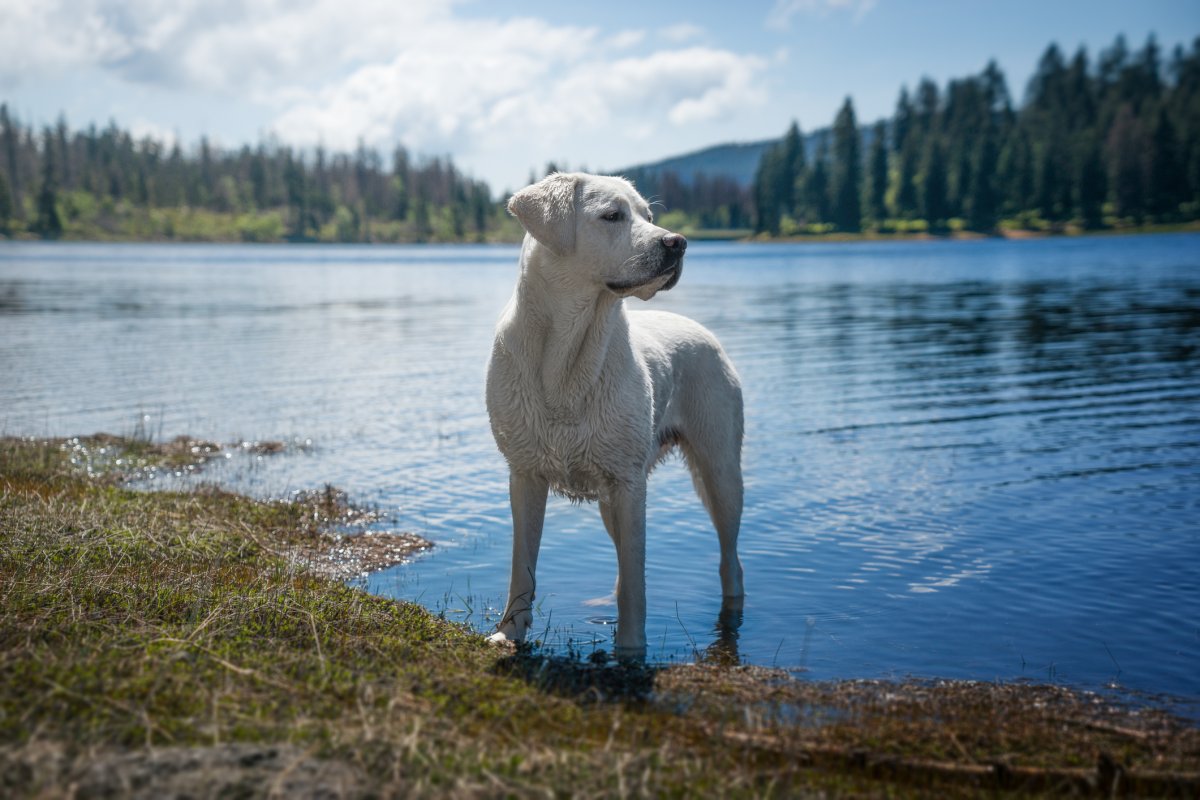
left=610, top=139, right=775, bottom=188
left=610, top=124, right=864, bottom=189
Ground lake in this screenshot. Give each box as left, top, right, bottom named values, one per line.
left=2, top=235, right=1198, bottom=701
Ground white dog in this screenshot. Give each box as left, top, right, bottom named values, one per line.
left=485, top=172, right=744, bottom=657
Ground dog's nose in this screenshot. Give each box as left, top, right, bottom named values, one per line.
left=662, top=233, right=687, bottom=252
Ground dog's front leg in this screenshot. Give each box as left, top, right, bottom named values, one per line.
left=605, top=482, right=648, bottom=658
left=488, top=471, right=548, bottom=646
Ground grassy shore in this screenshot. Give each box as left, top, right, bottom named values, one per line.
left=4, top=215, right=1198, bottom=247
left=738, top=218, right=1200, bottom=245
left=1, top=436, right=1197, bottom=797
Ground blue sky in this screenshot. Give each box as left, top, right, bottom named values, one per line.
left=1, top=0, right=1197, bottom=193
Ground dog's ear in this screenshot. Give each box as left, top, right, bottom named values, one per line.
left=507, top=173, right=578, bottom=256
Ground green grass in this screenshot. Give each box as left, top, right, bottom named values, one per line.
left=1, top=191, right=529, bottom=244
left=2, top=436, right=1197, bottom=797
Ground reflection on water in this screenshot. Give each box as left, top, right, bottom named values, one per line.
left=703, top=603, right=745, bottom=667
left=1, top=236, right=1197, bottom=699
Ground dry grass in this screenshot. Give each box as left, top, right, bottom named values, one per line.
left=1, top=436, right=1198, bottom=798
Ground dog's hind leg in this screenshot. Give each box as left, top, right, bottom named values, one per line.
left=597, top=500, right=621, bottom=602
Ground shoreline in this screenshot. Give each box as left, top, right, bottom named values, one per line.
left=739, top=218, right=1200, bottom=245
left=2, top=220, right=1198, bottom=248
left=2, top=434, right=1198, bottom=796
left=35, top=434, right=434, bottom=580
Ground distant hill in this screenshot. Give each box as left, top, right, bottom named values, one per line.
left=612, top=141, right=774, bottom=188
left=612, top=127, right=848, bottom=189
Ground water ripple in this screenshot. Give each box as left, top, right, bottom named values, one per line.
left=2, top=237, right=1198, bottom=699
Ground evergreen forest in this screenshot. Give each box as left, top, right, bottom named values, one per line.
left=750, top=35, right=1200, bottom=237
left=1, top=34, right=1198, bottom=243
left=0, top=114, right=508, bottom=243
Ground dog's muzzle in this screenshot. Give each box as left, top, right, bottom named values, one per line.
left=605, top=233, right=687, bottom=295
left=659, top=233, right=686, bottom=291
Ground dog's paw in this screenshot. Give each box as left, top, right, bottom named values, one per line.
left=485, top=631, right=518, bottom=651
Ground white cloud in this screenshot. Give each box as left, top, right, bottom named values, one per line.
left=271, top=17, right=597, bottom=150
left=0, top=0, right=767, bottom=188
left=766, top=0, right=877, bottom=30
left=663, top=23, right=705, bottom=43
left=267, top=29, right=766, bottom=182
left=0, top=0, right=458, bottom=92
left=608, top=30, right=647, bottom=50
left=0, top=1, right=138, bottom=84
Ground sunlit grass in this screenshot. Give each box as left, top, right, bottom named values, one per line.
left=2, top=436, right=1197, bottom=797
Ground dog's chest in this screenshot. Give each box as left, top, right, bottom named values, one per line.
left=488, top=362, right=648, bottom=501
left=523, top=418, right=614, bottom=501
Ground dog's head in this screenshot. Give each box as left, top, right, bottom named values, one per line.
left=507, top=172, right=686, bottom=301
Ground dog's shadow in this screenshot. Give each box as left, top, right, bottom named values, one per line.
left=490, top=649, right=661, bottom=703
left=490, top=604, right=744, bottom=703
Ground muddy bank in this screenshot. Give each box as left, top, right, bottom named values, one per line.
left=15, top=434, right=434, bottom=580
left=291, top=527, right=431, bottom=581
left=2, top=435, right=1197, bottom=797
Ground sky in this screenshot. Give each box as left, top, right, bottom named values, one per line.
left=1, top=0, right=1197, bottom=195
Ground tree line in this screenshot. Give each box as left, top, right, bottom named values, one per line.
left=617, top=168, right=754, bottom=233
left=3, top=33, right=1198, bottom=243
left=0, top=109, right=505, bottom=242
left=752, top=34, right=1200, bottom=235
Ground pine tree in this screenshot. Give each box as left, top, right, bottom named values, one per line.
left=249, top=148, right=268, bottom=209
left=830, top=98, right=862, bottom=231
left=0, top=104, right=21, bottom=218
left=1167, top=39, right=1200, bottom=205
left=920, top=139, right=948, bottom=228
left=33, top=129, right=63, bottom=239
left=949, top=142, right=973, bottom=220
left=392, top=146, right=410, bottom=221
left=54, top=115, right=72, bottom=189
left=980, top=60, right=1014, bottom=121
left=1098, top=35, right=1129, bottom=94
left=1106, top=104, right=1146, bottom=220
left=1034, top=134, right=1071, bottom=220
left=162, top=143, right=185, bottom=207
left=1135, top=35, right=1165, bottom=107
left=1147, top=103, right=1186, bottom=218
left=803, top=139, right=831, bottom=223
left=893, top=136, right=920, bottom=219
left=1065, top=48, right=1096, bottom=132
left=411, top=194, right=432, bottom=242
left=892, top=87, right=914, bottom=153
left=284, top=153, right=309, bottom=240
left=753, top=145, right=784, bottom=234
left=752, top=120, right=809, bottom=234
left=470, top=183, right=490, bottom=238
left=915, top=78, right=940, bottom=137
left=1027, top=45, right=1067, bottom=115
left=967, top=131, right=1000, bottom=231
left=780, top=120, right=806, bottom=215
left=867, top=121, right=889, bottom=223
left=997, top=127, right=1035, bottom=215
left=1075, top=134, right=1107, bottom=228
left=0, top=170, right=12, bottom=235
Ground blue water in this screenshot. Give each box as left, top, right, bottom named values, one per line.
left=1, top=236, right=1197, bottom=700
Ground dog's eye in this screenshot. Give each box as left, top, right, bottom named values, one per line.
left=602, top=210, right=622, bottom=222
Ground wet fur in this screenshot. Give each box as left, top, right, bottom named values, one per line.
left=485, top=172, right=745, bottom=656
